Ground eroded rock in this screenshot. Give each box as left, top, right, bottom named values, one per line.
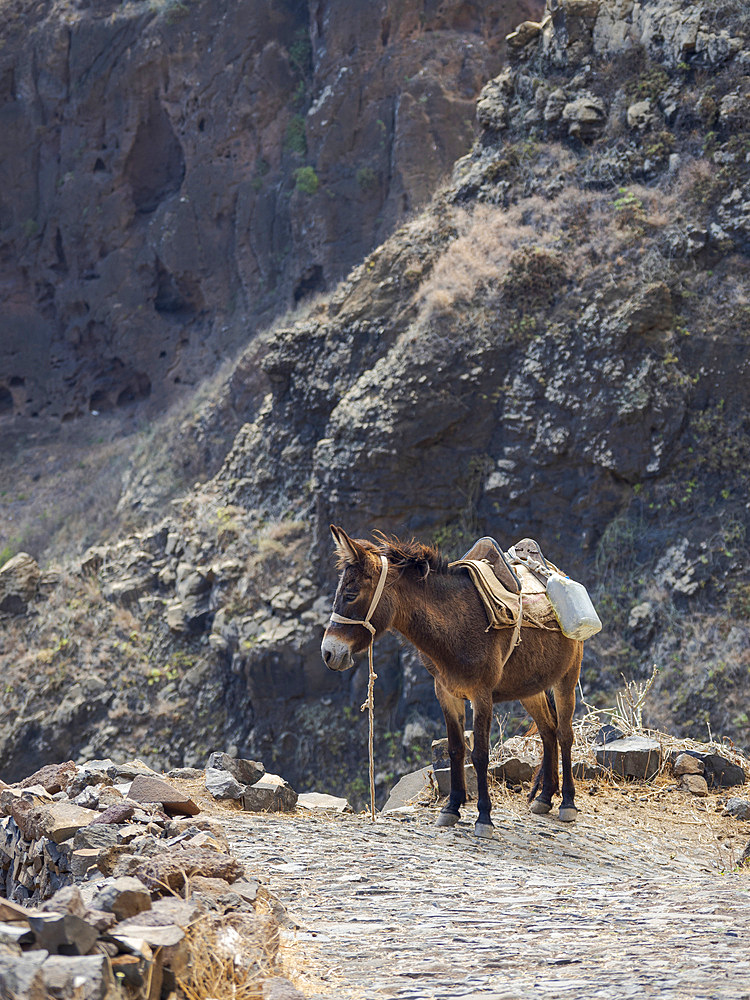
left=134, top=849, right=244, bottom=892
left=127, top=776, right=200, bottom=816
left=0, top=553, right=40, bottom=614
left=242, top=776, right=298, bottom=814
left=596, top=737, right=662, bottom=780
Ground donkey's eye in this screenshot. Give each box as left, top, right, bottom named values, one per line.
left=344, top=591, right=358, bottom=604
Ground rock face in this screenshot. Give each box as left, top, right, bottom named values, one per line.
left=0, top=553, right=40, bottom=614
left=0, top=0, right=541, bottom=423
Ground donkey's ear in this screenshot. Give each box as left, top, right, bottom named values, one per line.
left=330, top=525, right=366, bottom=565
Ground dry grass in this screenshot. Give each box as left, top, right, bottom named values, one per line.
left=412, top=170, right=690, bottom=336
left=414, top=199, right=565, bottom=324
left=178, top=912, right=280, bottom=1000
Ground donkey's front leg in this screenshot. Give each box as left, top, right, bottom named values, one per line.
left=435, top=684, right=466, bottom=828
left=471, top=692, right=494, bottom=839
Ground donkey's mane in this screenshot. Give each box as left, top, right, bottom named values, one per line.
left=373, top=532, right=456, bottom=576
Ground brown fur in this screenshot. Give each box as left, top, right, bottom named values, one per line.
left=323, top=527, right=584, bottom=832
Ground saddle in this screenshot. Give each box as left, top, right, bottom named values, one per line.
left=450, top=536, right=562, bottom=633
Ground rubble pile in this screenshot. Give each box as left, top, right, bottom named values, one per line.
left=0, top=755, right=303, bottom=999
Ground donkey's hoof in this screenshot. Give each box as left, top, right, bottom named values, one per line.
left=436, top=810, right=460, bottom=828
left=474, top=822, right=494, bottom=840
left=530, top=799, right=553, bottom=815
left=558, top=806, right=578, bottom=823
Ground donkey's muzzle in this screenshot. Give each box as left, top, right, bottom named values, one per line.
left=321, top=633, right=354, bottom=672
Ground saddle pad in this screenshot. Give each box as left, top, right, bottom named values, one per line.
left=450, top=559, right=560, bottom=632
left=513, top=564, right=547, bottom=595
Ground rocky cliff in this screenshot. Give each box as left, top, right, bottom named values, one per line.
left=1, top=0, right=749, bottom=806
left=0, top=0, right=539, bottom=423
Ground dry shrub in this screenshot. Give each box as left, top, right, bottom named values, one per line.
left=178, top=912, right=279, bottom=1000
left=415, top=201, right=562, bottom=324
left=246, top=519, right=309, bottom=590
left=671, top=156, right=717, bottom=206
left=502, top=244, right=568, bottom=310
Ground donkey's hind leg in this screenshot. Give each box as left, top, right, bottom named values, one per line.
left=521, top=692, right=560, bottom=815
left=435, top=682, right=466, bottom=828
left=554, top=650, right=583, bottom=823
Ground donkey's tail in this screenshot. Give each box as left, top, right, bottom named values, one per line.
left=526, top=689, right=558, bottom=804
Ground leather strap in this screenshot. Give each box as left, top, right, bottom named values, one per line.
left=329, top=555, right=389, bottom=640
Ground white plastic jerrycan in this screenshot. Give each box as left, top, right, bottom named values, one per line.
left=545, top=573, right=602, bottom=641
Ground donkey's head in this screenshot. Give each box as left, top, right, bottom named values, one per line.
left=321, top=525, right=395, bottom=671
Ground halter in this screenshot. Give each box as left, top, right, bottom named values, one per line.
left=329, top=554, right=389, bottom=640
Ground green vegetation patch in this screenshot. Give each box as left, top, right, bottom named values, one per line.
left=294, top=166, right=319, bottom=195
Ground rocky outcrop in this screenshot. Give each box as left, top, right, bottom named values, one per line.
left=0, top=0, right=541, bottom=424
left=0, top=553, right=40, bottom=614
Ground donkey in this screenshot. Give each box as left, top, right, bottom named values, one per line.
left=321, top=526, right=584, bottom=838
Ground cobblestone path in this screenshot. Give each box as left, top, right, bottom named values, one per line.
left=225, top=799, right=750, bottom=1000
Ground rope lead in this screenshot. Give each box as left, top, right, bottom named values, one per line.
left=360, top=643, right=378, bottom=821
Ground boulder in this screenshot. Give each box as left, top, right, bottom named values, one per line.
left=680, top=774, right=709, bottom=797
left=596, top=736, right=662, bottom=780
left=67, top=768, right=113, bottom=798
left=10, top=801, right=99, bottom=843
left=594, top=724, right=625, bottom=745
left=562, top=93, right=608, bottom=139
left=70, top=849, right=103, bottom=879
left=27, top=912, right=99, bottom=956
left=506, top=19, right=545, bottom=49
left=127, top=776, right=200, bottom=816
left=38, top=954, right=116, bottom=1000
left=180, top=831, right=225, bottom=853
left=476, top=69, right=514, bottom=131
left=207, top=752, right=265, bottom=787
left=112, top=923, right=185, bottom=949
left=263, top=977, right=307, bottom=1000
left=434, top=764, right=478, bottom=798
left=0, top=898, right=44, bottom=922
left=166, top=768, right=205, bottom=780
left=724, top=798, right=750, bottom=820
left=106, top=760, right=160, bottom=782
left=134, top=849, right=245, bottom=892
left=116, top=896, right=202, bottom=931
left=228, top=879, right=260, bottom=905
left=572, top=761, right=608, bottom=779
left=0, top=923, right=33, bottom=949
left=18, top=762, right=77, bottom=795
left=89, top=802, right=136, bottom=826
left=489, top=757, right=536, bottom=785
left=673, top=753, right=704, bottom=777
left=431, top=732, right=473, bottom=770
left=627, top=99, right=656, bottom=129
left=543, top=87, right=567, bottom=123
left=1, top=785, right=54, bottom=819
left=73, top=825, right=121, bottom=851
left=242, top=776, right=298, bottom=813
left=39, top=886, right=87, bottom=918
left=382, top=768, right=432, bottom=812
left=204, top=767, right=245, bottom=801
left=92, top=877, right=152, bottom=921
left=0, top=950, right=48, bottom=998
left=679, top=752, right=746, bottom=789
left=296, top=792, right=351, bottom=812
left=0, top=552, right=40, bottom=614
